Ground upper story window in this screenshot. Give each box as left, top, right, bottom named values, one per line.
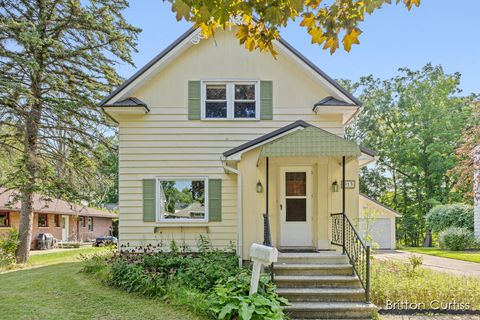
left=202, top=81, right=259, bottom=120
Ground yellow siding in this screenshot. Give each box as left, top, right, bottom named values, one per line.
left=117, top=29, right=350, bottom=251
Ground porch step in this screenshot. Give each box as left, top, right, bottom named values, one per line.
left=274, top=263, right=353, bottom=276
left=277, top=252, right=349, bottom=265
left=284, top=302, right=376, bottom=319
left=277, top=288, right=365, bottom=302
left=275, top=275, right=362, bottom=288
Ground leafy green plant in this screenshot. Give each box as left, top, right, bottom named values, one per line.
left=209, top=269, right=289, bottom=320
left=439, top=227, right=476, bottom=251
left=0, top=228, right=19, bottom=265
left=426, top=204, right=474, bottom=233
left=407, top=254, right=423, bottom=274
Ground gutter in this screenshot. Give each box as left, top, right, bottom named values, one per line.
left=222, top=162, right=243, bottom=267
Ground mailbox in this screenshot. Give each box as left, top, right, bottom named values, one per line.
left=249, top=243, right=278, bottom=295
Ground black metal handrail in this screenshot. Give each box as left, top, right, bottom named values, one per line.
left=263, top=213, right=274, bottom=281
left=331, top=213, right=371, bottom=302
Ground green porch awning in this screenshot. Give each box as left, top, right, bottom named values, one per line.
left=259, top=126, right=361, bottom=158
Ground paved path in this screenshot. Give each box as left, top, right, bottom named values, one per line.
left=374, top=250, right=480, bottom=277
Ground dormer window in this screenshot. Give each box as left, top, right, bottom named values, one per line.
left=202, top=81, right=259, bottom=120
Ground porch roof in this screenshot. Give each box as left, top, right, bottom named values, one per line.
left=223, top=120, right=366, bottom=159
left=260, top=126, right=361, bottom=158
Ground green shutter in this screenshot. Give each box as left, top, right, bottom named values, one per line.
left=208, top=179, right=222, bottom=222
left=188, top=81, right=201, bottom=120
left=260, top=81, right=273, bottom=120
left=143, top=179, right=156, bottom=222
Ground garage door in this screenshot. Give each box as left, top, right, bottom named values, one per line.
left=359, top=218, right=392, bottom=249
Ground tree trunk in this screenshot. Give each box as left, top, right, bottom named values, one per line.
left=15, top=78, right=43, bottom=263
left=474, top=145, right=480, bottom=239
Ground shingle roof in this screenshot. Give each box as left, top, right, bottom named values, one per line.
left=0, top=188, right=117, bottom=218
left=314, top=96, right=356, bottom=109
left=103, top=97, right=149, bottom=112
left=99, top=28, right=361, bottom=107
left=223, top=120, right=377, bottom=158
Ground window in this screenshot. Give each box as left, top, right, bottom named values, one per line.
left=79, top=216, right=86, bottom=228
left=54, top=215, right=61, bottom=228
left=202, top=81, right=259, bottom=120
left=157, top=178, right=207, bottom=221
left=87, top=217, right=94, bottom=231
left=0, top=212, right=9, bottom=227
left=38, top=213, right=48, bottom=227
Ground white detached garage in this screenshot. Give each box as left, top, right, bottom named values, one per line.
left=358, top=194, right=401, bottom=250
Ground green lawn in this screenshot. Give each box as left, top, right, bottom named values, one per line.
left=402, top=247, right=480, bottom=263
left=0, top=249, right=208, bottom=320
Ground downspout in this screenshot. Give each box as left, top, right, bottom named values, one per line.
left=222, top=162, right=243, bottom=267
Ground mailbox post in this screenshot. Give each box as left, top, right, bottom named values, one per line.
left=249, top=243, right=278, bottom=295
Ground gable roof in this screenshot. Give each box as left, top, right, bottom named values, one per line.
left=103, top=97, right=150, bottom=112
left=360, top=193, right=401, bottom=217
left=99, top=28, right=361, bottom=107
left=314, top=96, right=356, bottom=109
left=0, top=188, right=117, bottom=218
left=223, top=120, right=376, bottom=158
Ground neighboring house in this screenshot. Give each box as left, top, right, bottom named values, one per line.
left=359, top=194, right=401, bottom=250
left=0, top=188, right=116, bottom=245
left=100, top=27, right=378, bottom=261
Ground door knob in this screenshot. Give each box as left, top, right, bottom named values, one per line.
left=280, top=204, right=283, bottom=210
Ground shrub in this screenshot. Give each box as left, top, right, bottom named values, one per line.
left=439, top=227, right=476, bottom=251
left=209, top=269, right=289, bottom=320
left=426, top=203, right=473, bottom=233
left=0, top=228, right=19, bottom=265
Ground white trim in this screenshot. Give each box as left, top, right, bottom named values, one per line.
left=222, top=126, right=305, bottom=161
left=279, top=166, right=313, bottom=247
left=102, top=28, right=360, bottom=109
left=222, top=163, right=243, bottom=267
left=104, top=29, right=202, bottom=105
left=201, top=80, right=260, bottom=120
left=155, top=177, right=209, bottom=223
left=273, top=40, right=356, bottom=105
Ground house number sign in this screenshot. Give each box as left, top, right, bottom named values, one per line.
left=343, top=180, right=356, bottom=189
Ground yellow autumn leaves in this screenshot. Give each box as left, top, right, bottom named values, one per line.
left=168, top=0, right=420, bottom=56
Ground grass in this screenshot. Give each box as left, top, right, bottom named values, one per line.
left=371, top=259, right=480, bottom=309
left=0, top=249, right=208, bottom=320
left=0, top=246, right=107, bottom=272
left=402, top=247, right=480, bottom=263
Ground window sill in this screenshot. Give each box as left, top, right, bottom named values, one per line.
left=154, top=224, right=209, bottom=234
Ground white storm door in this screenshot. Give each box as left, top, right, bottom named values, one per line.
left=62, top=216, right=69, bottom=241
left=280, top=167, right=312, bottom=247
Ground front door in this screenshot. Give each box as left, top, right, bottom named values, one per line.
left=62, top=216, right=69, bottom=241
left=280, top=167, right=312, bottom=247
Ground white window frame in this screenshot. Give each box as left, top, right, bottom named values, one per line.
left=156, top=177, right=209, bottom=223
left=201, top=80, right=260, bottom=120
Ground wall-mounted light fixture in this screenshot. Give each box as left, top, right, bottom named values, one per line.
left=256, top=181, right=263, bottom=193
left=332, top=180, right=339, bottom=192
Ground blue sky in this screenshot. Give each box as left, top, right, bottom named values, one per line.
left=118, top=1, right=480, bottom=94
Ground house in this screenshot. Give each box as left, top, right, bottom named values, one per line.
left=359, top=194, right=401, bottom=249
left=100, top=27, right=379, bottom=317
left=0, top=188, right=116, bottom=245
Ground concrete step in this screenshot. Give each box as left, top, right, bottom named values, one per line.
left=278, top=252, right=349, bottom=265
left=274, top=275, right=362, bottom=289
left=277, top=287, right=365, bottom=302
left=274, top=263, right=353, bottom=276
left=284, top=301, right=377, bottom=319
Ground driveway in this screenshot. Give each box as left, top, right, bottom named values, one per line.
left=374, top=250, right=480, bottom=277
